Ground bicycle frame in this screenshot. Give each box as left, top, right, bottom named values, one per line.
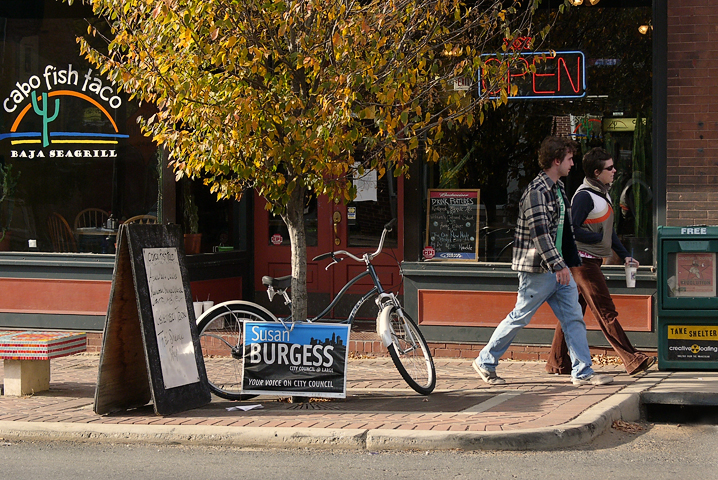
left=314, top=262, right=401, bottom=324
left=268, top=219, right=401, bottom=330
left=278, top=261, right=399, bottom=327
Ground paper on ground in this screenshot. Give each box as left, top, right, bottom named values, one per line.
left=226, top=404, right=263, bottom=412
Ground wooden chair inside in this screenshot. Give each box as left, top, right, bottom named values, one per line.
left=123, top=214, right=158, bottom=225
left=47, top=213, right=77, bottom=252
left=74, top=208, right=109, bottom=230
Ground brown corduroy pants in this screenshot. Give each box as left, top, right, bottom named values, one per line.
left=545, top=257, right=649, bottom=375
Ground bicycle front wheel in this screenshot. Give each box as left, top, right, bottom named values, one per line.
left=198, top=301, right=278, bottom=401
left=386, top=307, right=436, bottom=395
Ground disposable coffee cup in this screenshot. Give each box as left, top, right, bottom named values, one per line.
left=203, top=301, right=214, bottom=312
left=625, top=262, right=638, bottom=288
left=193, top=302, right=204, bottom=319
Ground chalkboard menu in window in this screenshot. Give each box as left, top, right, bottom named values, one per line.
left=425, top=189, right=480, bottom=261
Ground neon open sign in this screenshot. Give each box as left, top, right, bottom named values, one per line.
left=479, top=51, right=586, bottom=100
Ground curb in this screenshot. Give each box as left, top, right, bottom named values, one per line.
left=0, top=391, right=643, bottom=451
left=0, top=371, right=668, bottom=451
left=0, top=422, right=369, bottom=450
left=366, top=391, right=641, bottom=451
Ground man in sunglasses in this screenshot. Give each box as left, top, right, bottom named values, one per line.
left=545, top=147, right=656, bottom=376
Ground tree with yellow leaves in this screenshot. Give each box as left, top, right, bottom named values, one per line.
left=68, top=0, right=561, bottom=320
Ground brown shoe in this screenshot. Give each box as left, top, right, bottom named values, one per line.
left=629, top=356, right=656, bottom=376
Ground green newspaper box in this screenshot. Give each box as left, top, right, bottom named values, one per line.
left=657, top=226, right=718, bottom=370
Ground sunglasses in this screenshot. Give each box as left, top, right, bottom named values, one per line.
left=603, top=165, right=616, bottom=172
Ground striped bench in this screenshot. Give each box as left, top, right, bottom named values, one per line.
left=0, top=331, right=87, bottom=396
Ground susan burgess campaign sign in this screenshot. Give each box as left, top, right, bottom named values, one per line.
left=242, top=322, right=350, bottom=398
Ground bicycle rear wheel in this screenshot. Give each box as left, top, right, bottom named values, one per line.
left=386, top=307, right=436, bottom=395
left=198, top=301, right=278, bottom=400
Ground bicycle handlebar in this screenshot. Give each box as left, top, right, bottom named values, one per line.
left=312, top=218, right=397, bottom=265
left=313, top=252, right=333, bottom=262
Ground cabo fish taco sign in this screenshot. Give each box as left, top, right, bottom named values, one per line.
left=1, top=64, right=129, bottom=159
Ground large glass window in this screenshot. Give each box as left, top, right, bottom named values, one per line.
left=0, top=1, right=242, bottom=255
left=181, top=177, right=242, bottom=254
left=0, top=2, right=157, bottom=253
left=425, top=1, right=654, bottom=265
left=348, top=171, right=397, bottom=248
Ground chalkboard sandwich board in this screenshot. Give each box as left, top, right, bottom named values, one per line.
left=425, top=189, right=480, bottom=261
left=94, top=223, right=211, bottom=416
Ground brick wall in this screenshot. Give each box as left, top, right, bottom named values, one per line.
left=86, top=332, right=656, bottom=362
left=666, top=1, right=718, bottom=226
left=552, top=115, right=573, bottom=137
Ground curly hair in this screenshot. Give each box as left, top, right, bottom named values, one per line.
left=537, top=136, right=578, bottom=170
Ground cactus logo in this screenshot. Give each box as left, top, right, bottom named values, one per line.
left=1, top=64, right=130, bottom=159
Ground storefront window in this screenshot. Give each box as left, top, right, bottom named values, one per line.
left=0, top=1, right=243, bottom=255
left=348, top=171, right=397, bottom=248
left=182, top=177, right=242, bottom=254
left=426, top=1, right=654, bottom=264
left=0, top=2, right=157, bottom=253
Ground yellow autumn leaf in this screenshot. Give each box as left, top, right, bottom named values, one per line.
left=361, top=106, right=375, bottom=119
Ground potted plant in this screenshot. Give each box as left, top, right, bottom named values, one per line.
left=0, top=163, right=20, bottom=251
left=182, top=180, right=201, bottom=254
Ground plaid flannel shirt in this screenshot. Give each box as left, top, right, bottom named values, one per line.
left=511, top=171, right=581, bottom=273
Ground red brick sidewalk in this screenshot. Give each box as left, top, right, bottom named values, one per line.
left=0, top=354, right=636, bottom=433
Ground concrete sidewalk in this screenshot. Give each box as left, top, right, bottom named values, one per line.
left=0, top=354, right=715, bottom=451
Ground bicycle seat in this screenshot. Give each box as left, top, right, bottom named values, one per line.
left=262, top=275, right=292, bottom=290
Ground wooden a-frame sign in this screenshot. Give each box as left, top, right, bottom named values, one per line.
left=94, top=223, right=211, bottom=416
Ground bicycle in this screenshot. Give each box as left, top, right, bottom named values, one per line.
left=197, top=219, right=436, bottom=399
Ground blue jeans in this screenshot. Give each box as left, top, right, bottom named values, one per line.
left=478, top=271, right=594, bottom=379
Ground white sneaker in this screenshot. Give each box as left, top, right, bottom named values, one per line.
left=572, top=374, right=613, bottom=386
left=472, top=359, right=506, bottom=385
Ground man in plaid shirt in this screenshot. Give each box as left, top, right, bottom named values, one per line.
left=472, top=136, right=613, bottom=386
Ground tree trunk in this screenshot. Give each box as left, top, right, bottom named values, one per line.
left=281, top=186, right=308, bottom=322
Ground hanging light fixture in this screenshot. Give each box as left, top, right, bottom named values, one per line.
left=589, top=0, right=601, bottom=5
left=570, top=0, right=583, bottom=5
